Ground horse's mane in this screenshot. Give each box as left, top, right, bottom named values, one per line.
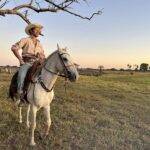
left=43, top=50, right=58, bottom=66
left=46, top=50, right=58, bottom=60
left=43, top=48, right=68, bottom=66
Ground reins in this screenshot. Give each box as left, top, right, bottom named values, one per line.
left=35, top=50, right=73, bottom=93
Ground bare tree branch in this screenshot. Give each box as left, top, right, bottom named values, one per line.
left=0, top=0, right=9, bottom=9
left=0, top=9, right=31, bottom=23
left=25, top=0, right=34, bottom=18
left=44, top=0, right=103, bottom=20
left=0, top=0, right=102, bottom=24
left=12, top=4, right=58, bottom=12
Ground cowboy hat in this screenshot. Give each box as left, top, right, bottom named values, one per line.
left=25, top=23, right=43, bottom=35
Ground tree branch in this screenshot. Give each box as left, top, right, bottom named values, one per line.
left=0, top=0, right=9, bottom=9
left=0, top=9, right=31, bottom=24
left=44, top=0, right=103, bottom=20
left=0, top=0, right=102, bottom=24
left=13, top=4, right=58, bottom=13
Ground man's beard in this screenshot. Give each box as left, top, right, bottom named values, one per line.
left=33, top=33, right=39, bottom=37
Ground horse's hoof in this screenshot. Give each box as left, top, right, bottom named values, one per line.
left=26, top=122, right=30, bottom=128
left=19, top=121, right=22, bottom=124
left=43, top=134, right=48, bottom=139
left=40, top=133, right=48, bottom=140
left=29, top=142, right=36, bottom=146
left=15, top=100, right=20, bottom=106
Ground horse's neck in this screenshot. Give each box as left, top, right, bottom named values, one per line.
left=40, top=52, right=58, bottom=90
left=40, top=69, right=58, bottom=90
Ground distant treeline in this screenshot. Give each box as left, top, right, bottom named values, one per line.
left=0, top=65, right=18, bottom=74
left=78, top=63, right=150, bottom=76
left=0, top=63, right=150, bottom=76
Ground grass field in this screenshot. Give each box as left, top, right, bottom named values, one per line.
left=0, top=72, right=150, bottom=150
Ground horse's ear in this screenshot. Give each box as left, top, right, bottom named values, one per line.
left=57, top=44, right=60, bottom=50
left=64, top=47, right=68, bottom=51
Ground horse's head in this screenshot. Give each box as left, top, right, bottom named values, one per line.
left=56, top=44, right=79, bottom=82
left=44, top=45, right=79, bottom=82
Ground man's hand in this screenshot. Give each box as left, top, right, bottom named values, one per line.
left=36, top=52, right=45, bottom=64
left=36, top=52, right=45, bottom=59
left=19, top=59, right=25, bottom=66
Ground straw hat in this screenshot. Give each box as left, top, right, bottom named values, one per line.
left=25, top=23, right=43, bottom=35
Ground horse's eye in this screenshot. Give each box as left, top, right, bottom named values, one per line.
left=63, top=57, right=68, bottom=62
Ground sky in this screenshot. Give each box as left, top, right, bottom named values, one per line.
left=0, top=0, right=150, bottom=69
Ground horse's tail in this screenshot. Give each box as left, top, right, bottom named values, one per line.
left=9, top=71, right=18, bottom=101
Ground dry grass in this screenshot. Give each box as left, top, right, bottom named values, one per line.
left=0, top=72, right=150, bottom=150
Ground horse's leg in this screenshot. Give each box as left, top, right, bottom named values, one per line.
left=26, top=104, right=30, bottom=128
left=43, top=105, right=51, bottom=136
left=15, top=99, right=20, bottom=106
left=29, top=105, right=37, bottom=146
left=19, top=106, right=22, bottom=123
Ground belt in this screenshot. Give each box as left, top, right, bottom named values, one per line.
left=23, top=56, right=37, bottom=63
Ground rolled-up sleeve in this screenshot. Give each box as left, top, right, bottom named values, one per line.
left=11, top=38, right=26, bottom=51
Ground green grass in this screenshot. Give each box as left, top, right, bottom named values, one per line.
left=0, top=72, right=150, bottom=150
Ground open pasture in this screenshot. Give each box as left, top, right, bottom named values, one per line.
left=0, top=72, right=149, bottom=149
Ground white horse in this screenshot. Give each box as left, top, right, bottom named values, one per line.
left=16, top=45, right=79, bottom=146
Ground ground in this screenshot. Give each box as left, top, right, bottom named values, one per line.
left=0, top=72, right=149, bottom=150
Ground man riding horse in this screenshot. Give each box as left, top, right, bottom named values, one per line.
left=10, top=25, right=79, bottom=146
left=11, top=23, right=45, bottom=101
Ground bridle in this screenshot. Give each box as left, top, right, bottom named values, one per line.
left=38, top=50, right=75, bottom=92
left=43, top=50, right=75, bottom=79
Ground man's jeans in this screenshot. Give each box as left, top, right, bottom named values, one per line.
left=17, top=63, right=32, bottom=94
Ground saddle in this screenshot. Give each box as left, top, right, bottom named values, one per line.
left=9, top=60, right=43, bottom=102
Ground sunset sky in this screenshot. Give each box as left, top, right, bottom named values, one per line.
left=0, top=0, right=150, bottom=69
